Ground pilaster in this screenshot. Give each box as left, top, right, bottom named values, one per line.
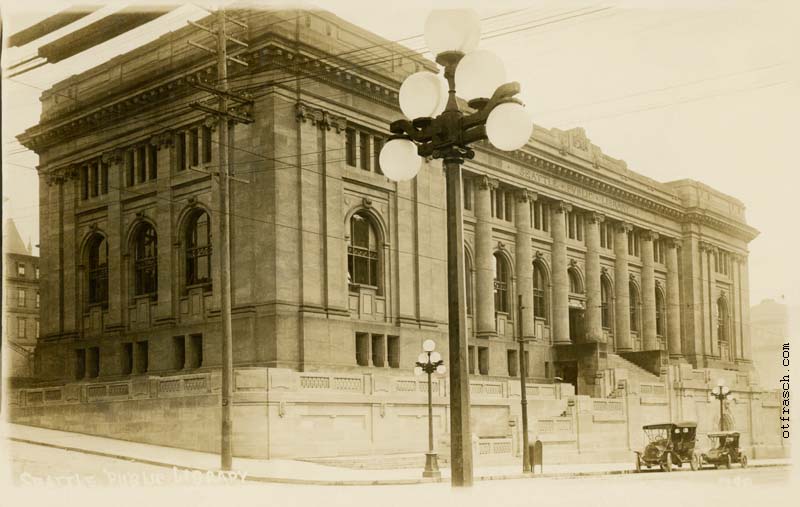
left=665, top=237, right=682, bottom=357
left=584, top=212, right=604, bottom=342
left=475, top=176, right=498, bottom=336
left=613, top=221, right=633, bottom=351
left=514, top=189, right=536, bottom=340
left=640, top=230, right=658, bottom=350
left=102, top=150, right=125, bottom=329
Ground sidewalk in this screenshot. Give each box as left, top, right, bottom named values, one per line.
left=2, top=423, right=791, bottom=486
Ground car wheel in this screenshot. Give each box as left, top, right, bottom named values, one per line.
left=690, top=453, right=700, bottom=471
left=661, top=453, right=673, bottom=473
left=635, top=454, right=641, bottom=473
left=741, top=455, right=748, bottom=468
left=724, top=454, right=732, bottom=469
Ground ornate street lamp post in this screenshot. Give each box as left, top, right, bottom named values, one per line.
left=415, top=339, right=447, bottom=479
left=710, top=379, right=736, bottom=431
left=380, top=10, right=533, bottom=487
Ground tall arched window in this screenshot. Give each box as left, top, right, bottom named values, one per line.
left=348, top=212, right=380, bottom=289
left=656, top=287, right=666, bottom=337
left=87, top=234, right=108, bottom=306
left=629, top=281, right=641, bottom=333
left=568, top=268, right=582, bottom=294
left=465, top=247, right=474, bottom=316
left=493, top=253, right=510, bottom=313
left=185, top=210, right=212, bottom=287
left=601, top=275, right=612, bottom=329
left=533, top=261, right=548, bottom=322
left=717, top=296, right=729, bottom=343
left=133, top=223, right=158, bottom=296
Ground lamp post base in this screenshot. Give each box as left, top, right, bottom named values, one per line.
left=422, top=452, right=441, bottom=479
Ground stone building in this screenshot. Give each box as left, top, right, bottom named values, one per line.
left=13, top=9, right=777, bottom=460
left=3, top=218, right=40, bottom=385
left=750, top=298, right=789, bottom=386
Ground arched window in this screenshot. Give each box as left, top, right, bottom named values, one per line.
left=133, top=223, right=158, bottom=296
left=601, top=275, right=612, bottom=329
left=568, top=268, right=582, bottom=294
left=465, top=247, right=474, bottom=316
left=348, top=212, right=380, bottom=289
left=656, top=287, right=666, bottom=337
left=186, top=210, right=212, bottom=287
left=87, top=235, right=108, bottom=306
left=493, top=253, right=510, bottom=314
left=629, top=281, right=641, bottom=333
left=533, top=261, right=548, bottom=322
left=717, top=297, right=729, bottom=343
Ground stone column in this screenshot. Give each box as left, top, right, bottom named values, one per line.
left=665, top=238, right=682, bottom=357
left=584, top=212, right=604, bottom=342
left=102, top=150, right=124, bottom=329
left=613, top=222, right=633, bottom=351
left=514, top=189, right=536, bottom=340
left=474, top=176, right=498, bottom=335
left=640, top=231, right=658, bottom=350
left=550, top=201, right=571, bottom=344
left=153, top=133, right=175, bottom=322
left=708, top=245, right=719, bottom=356
left=699, top=242, right=712, bottom=357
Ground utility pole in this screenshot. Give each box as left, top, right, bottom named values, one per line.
left=518, top=294, right=530, bottom=472
left=187, top=8, right=252, bottom=471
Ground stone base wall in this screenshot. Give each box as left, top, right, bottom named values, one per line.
left=7, top=365, right=789, bottom=463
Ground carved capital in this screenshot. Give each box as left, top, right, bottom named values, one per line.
left=586, top=211, right=605, bottom=224
left=515, top=189, right=537, bottom=203
left=613, top=221, right=633, bottom=234
left=203, top=116, right=218, bottom=131
left=477, top=176, right=498, bottom=191
left=640, top=230, right=659, bottom=242
left=699, top=241, right=718, bottom=253
left=550, top=200, right=572, bottom=214
left=150, top=131, right=174, bottom=150
left=101, top=149, right=124, bottom=165
left=663, top=236, right=679, bottom=249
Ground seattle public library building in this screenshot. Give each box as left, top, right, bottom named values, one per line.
left=10, top=8, right=787, bottom=462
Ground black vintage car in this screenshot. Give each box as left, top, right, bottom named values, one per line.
left=700, top=431, right=748, bottom=469
left=635, top=422, right=700, bottom=472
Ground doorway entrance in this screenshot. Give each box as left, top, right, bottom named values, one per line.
left=569, top=301, right=585, bottom=343
left=556, top=361, right=578, bottom=394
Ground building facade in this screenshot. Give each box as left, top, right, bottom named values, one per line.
left=3, top=218, right=40, bottom=385
left=750, top=298, right=789, bottom=387
left=13, top=9, right=778, bottom=460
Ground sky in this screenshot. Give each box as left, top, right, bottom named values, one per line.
left=2, top=0, right=799, bottom=311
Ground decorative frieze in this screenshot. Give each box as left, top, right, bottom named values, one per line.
left=295, top=102, right=347, bottom=132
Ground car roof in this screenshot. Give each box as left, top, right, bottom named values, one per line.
left=643, top=422, right=697, bottom=429
left=707, top=431, right=740, bottom=437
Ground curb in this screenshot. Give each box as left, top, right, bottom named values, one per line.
left=7, top=437, right=790, bottom=486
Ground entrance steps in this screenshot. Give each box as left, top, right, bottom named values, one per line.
left=605, top=353, right=662, bottom=390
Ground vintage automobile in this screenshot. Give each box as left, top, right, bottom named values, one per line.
left=699, top=431, right=748, bottom=469
left=635, top=422, right=700, bottom=472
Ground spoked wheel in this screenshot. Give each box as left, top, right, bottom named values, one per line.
left=635, top=454, right=642, bottom=473
left=741, top=454, right=748, bottom=468
left=724, top=454, right=732, bottom=469
left=660, top=453, right=673, bottom=472
left=690, top=453, right=700, bottom=471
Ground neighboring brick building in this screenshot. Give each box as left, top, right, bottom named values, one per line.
left=3, top=218, right=40, bottom=386
left=13, top=9, right=780, bottom=461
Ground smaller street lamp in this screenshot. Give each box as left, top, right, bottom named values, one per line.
left=709, top=379, right=736, bottom=431
left=415, top=339, right=447, bottom=479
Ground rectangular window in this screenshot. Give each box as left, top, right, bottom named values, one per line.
left=202, top=125, right=212, bottom=163
left=188, top=334, right=203, bottom=369
left=371, top=334, right=385, bottom=367
left=75, top=349, right=86, bottom=380
left=91, top=162, right=99, bottom=197
left=387, top=335, right=399, bottom=368
left=173, top=336, right=186, bottom=370
left=177, top=132, right=187, bottom=171
left=121, top=343, right=133, bottom=375
left=137, top=145, right=147, bottom=183
left=149, top=145, right=158, bottom=180
left=495, top=190, right=504, bottom=219
left=576, top=214, right=583, bottom=241
left=81, top=165, right=89, bottom=199
left=126, top=150, right=135, bottom=186
left=135, top=341, right=149, bottom=374
left=504, top=192, right=513, bottom=222
left=35, top=320, right=39, bottom=339
left=355, top=332, right=370, bottom=366
left=490, top=189, right=496, bottom=218
left=87, top=346, right=100, bottom=378
left=345, top=128, right=356, bottom=166
left=478, top=346, right=489, bottom=375
left=507, top=350, right=519, bottom=377
left=359, top=132, right=370, bottom=170
left=190, top=128, right=199, bottom=166
left=463, top=177, right=473, bottom=211
left=18, top=288, right=26, bottom=307
left=101, top=162, right=109, bottom=194
left=373, top=137, right=384, bottom=175
left=36, top=291, right=40, bottom=308
left=17, top=262, right=25, bottom=276
left=469, top=346, right=476, bottom=375
left=17, top=317, right=26, bottom=338
left=567, top=211, right=574, bottom=239
left=35, top=266, right=39, bottom=279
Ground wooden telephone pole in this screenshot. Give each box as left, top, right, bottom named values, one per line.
left=187, top=8, right=252, bottom=471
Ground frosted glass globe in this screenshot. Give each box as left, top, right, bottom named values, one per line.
left=418, top=353, right=428, bottom=363
left=455, top=49, right=506, bottom=100
left=399, top=71, right=448, bottom=120
left=424, top=9, right=481, bottom=55
left=435, top=364, right=446, bottom=375
left=422, top=339, right=436, bottom=352
left=430, top=351, right=442, bottom=363
left=414, top=366, right=423, bottom=376
left=379, top=139, right=421, bottom=181
left=486, top=102, right=533, bottom=151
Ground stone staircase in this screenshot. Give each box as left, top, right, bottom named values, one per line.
left=606, top=353, right=662, bottom=390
